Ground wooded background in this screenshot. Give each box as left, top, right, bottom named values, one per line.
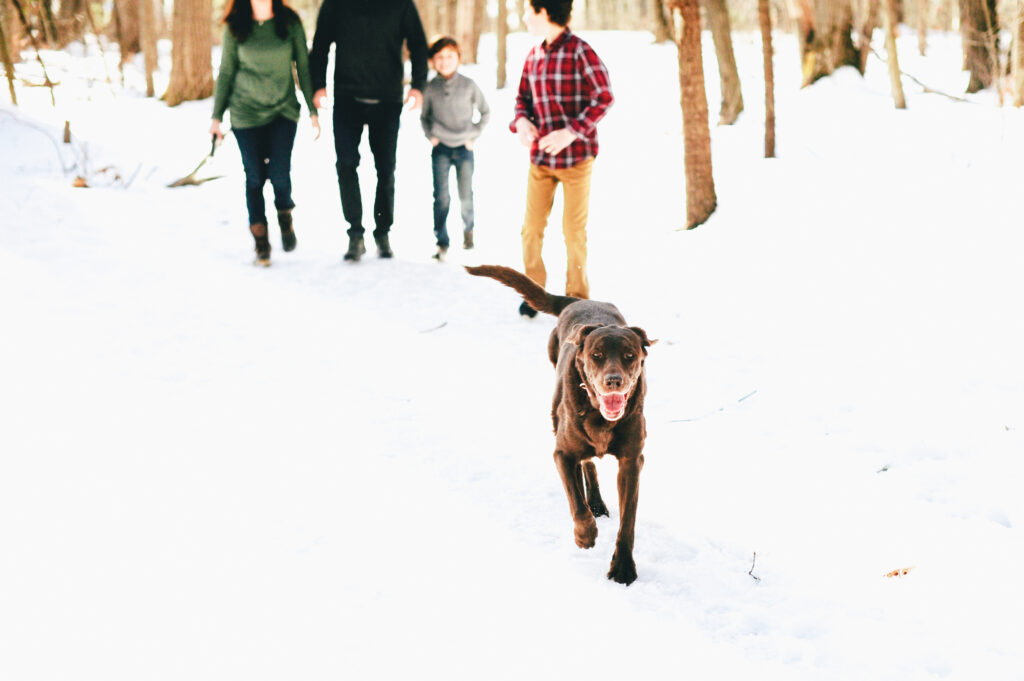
left=2, top=0, right=1022, bottom=227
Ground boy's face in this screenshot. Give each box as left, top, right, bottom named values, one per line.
left=432, top=46, right=460, bottom=78
left=523, top=4, right=552, bottom=36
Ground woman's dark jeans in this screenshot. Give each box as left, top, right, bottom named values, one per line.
left=233, top=116, right=298, bottom=226
left=431, top=143, right=474, bottom=248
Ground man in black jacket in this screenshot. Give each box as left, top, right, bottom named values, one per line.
left=309, top=0, right=428, bottom=261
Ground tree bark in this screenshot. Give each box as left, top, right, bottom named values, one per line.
left=139, top=0, right=157, bottom=96
left=113, top=0, right=140, bottom=60
left=959, top=0, right=998, bottom=93
left=917, top=0, right=928, bottom=55
left=456, top=0, right=485, bottom=64
left=497, top=0, right=508, bottom=88
left=0, top=1, right=17, bottom=105
left=758, top=0, right=774, bottom=157
left=652, top=0, right=671, bottom=42
left=55, top=0, right=85, bottom=46
left=669, top=0, right=716, bottom=229
left=882, top=0, right=907, bottom=107
left=704, top=0, right=743, bottom=125
left=791, top=0, right=861, bottom=86
left=857, top=0, right=880, bottom=73
left=1013, top=0, right=1024, bottom=105
left=163, top=0, right=212, bottom=106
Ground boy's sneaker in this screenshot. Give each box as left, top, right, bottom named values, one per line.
left=432, top=246, right=448, bottom=262
left=278, top=209, right=296, bottom=252
left=519, top=301, right=538, bottom=318
left=344, top=235, right=366, bottom=262
left=463, top=230, right=474, bottom=249
left=375, top=234, right=393, bottom=258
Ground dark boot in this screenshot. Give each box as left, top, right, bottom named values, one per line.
left=343, top=235, right=366, bottom=262
left=463, top=230, right=474, bottom=250
left=250, top=222, right=270, bottom=267
left=278, top=209, right=296, bottom=252
left=375, top=234, right=393, bottom=259
left=432, top=246, right=448, bottom=262
left=519, top=301, right=537, bottom=318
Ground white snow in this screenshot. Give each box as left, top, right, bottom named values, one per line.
left=1, top=27, right=1022, bottom=681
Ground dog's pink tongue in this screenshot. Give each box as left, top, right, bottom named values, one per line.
left=600, top=393, right=626, bottom=413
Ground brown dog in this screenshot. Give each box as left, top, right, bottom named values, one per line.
left=465, top=265, right=654, bottom=585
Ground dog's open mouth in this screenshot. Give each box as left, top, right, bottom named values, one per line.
left=597, top=391, right=629, bottom=421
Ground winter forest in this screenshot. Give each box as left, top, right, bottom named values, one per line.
left=2, top=0, right=1022, bottom=680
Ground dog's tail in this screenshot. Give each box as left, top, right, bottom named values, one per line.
left=465, top=265, right=579, bottom=317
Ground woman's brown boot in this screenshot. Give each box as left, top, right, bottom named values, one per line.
left=278, top=209, right=296, bottom=252
left=250, top=222, right=271, bottom=267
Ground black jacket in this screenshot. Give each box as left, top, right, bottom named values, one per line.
left=309, top=0, right=428, bottom=103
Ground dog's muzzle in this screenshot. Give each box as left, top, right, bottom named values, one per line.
left=597, top=390, right=629, bottom=421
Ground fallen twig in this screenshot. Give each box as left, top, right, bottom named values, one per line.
left=419, top=321, right=448, bottom=333
left=671, top=389, right=758, bottom=423
left=749, top=552, right=761, bottom=582
left=869, top=46, right=971, bottom=103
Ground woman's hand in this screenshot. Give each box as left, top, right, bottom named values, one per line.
left=209, top=119, right=224, bottom=141
left=311, top=114, right=321, bottom=141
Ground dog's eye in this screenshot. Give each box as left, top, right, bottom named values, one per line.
left=591, top=352, right=603, bottom=360
left=624, top=353, right=635, bottom=360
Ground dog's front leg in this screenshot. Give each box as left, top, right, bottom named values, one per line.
left=607, top=453, right=644, bottom=585
left=553, top=449, right=597, bottom=549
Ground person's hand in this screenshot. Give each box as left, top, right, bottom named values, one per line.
left=311, top=114, right=321, bottom=141
left=429, top=137, right=440, bottom=147
left=515, top=117, right=538, bottom=147
left=209, top=118, right=224, bottom=142
left=405, top=88, right=423, bottom=111
left=538, top=128, right=576, bottom=155
left=313, top=88, right=328, bottom=110
left=465, top=140, right=473, bottom=151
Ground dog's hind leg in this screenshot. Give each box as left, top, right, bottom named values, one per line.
left=582, top=461, right=610, bottom=517
left=553, top=450, right=598, bottom=549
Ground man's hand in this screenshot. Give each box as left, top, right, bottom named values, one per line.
left=515, top=117, right=538, bottom=148
left=405, top=88, right=423, bottom=111
left=429, top=137, right=440, bottom=146
left=538, top=128, right=576, bottom=156
left=209, top=119, right=224, bottom=142
left=313, top=88, right=328, bottom=110
left=311, top=114, right=321, bottom=141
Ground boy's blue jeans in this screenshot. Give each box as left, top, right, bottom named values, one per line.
left=431, top=143, right=474, bottom=248
left=233, top=116, right=297, bottom=226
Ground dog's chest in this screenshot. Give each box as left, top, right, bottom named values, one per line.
left=580, top=413, right=615, bottom=455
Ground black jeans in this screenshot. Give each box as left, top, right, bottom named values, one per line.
left=431, top=143, right=474, bottom=248
left=233, top=116, right=297, bottom=226
left=332, top=96, right=402, bottom=239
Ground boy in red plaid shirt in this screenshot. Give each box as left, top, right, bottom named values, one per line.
left=512, top=0, right=613, bottom=315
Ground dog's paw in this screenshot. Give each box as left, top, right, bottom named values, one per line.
left=573, top=517, right=598, bottom=549
left=607, top=551, right=637, bottom=585
left=588, top=497, right=611, bottom=518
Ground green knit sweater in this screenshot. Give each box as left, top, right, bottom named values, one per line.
left=212, top=19, right=316, bottom=130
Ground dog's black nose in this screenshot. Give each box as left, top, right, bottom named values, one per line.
left=604, top=374, right=623, bottom=390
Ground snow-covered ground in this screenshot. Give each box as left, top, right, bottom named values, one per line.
left=1, top=26, right=1022, bottom=681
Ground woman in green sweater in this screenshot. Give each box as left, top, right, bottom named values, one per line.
left=210, top=0, right=319, bottom=266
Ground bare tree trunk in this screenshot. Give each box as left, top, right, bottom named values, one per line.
left=139, top=0, right=157, bottom=96
left=55, top=0, right=85, bottom=46
left=959, top=0, right=998, bottom=92
left=443, top=0, right=456, bottom=36
left=497, top=0, right=508, bottom=88
left=113, top=0, right=140, bottom=61
left=857, top=0, right=880, bottom=72
left=791, top=0, right=861, bottom=85
left=163, top=0, right=212, bottom=106
left=414, top=0, right=437, bottom=42
left=669, top=0, right=716, bottom=229
left=704, top=0, right=743, bottom=124
left=456, top=0, right=485, bottom=63
left=0, top=2, right=17, bottom=105
left=918, top=0, right=928, bottom=54
left=882, top=0, right=907, bottom=107
left=758, top=0, right=774, bottom=157
left=652, top=0, right=671, bottom=41
left=1013, top=0, right=1024, bottom=105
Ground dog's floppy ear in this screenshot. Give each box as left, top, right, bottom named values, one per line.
left=567, top=323, right=604, bottom=349
left=628, top=327, right=657, bottom=355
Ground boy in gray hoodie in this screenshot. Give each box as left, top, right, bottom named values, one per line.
left=420, top=37, right=490, bottom=260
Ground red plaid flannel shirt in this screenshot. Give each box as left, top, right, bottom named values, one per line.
left=510, top=29, right=613, bottom=169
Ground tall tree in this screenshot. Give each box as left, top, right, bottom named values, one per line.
left=1013, top=0, right=1024, bottom=105
left=704, top=0, right=742, bottom=124
left=856, top=0, right=880, bottom=73
left=882, top=0, right=907, bottom=107
left=139, top=0, right=157, bottom=96
left=0, top=1, right=17, bottom=105
left=163, top=0, right=213, bottom=106
left=917, top=0, right=928, bottom=55
left=669, top=0, right=716, bottom=229
left=959, top=0, right=998, bottom=93
left=55, top=0, right=86, bottom=46
left=112, top=0, right=140, bottom=59
left=652, top=0, right=671, bottom=42
left=758, top=0, right=774, bottom=157
left=790, top=0, right=860, bottom=86
left=456, top=0, right=485, bottom=63
left=497, top=0, right=508, bottom=87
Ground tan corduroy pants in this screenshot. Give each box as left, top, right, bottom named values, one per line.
left=521, top=158, right=594, bottom=299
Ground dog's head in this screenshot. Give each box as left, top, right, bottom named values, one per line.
left=568, top=323, right=655, bottom=422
